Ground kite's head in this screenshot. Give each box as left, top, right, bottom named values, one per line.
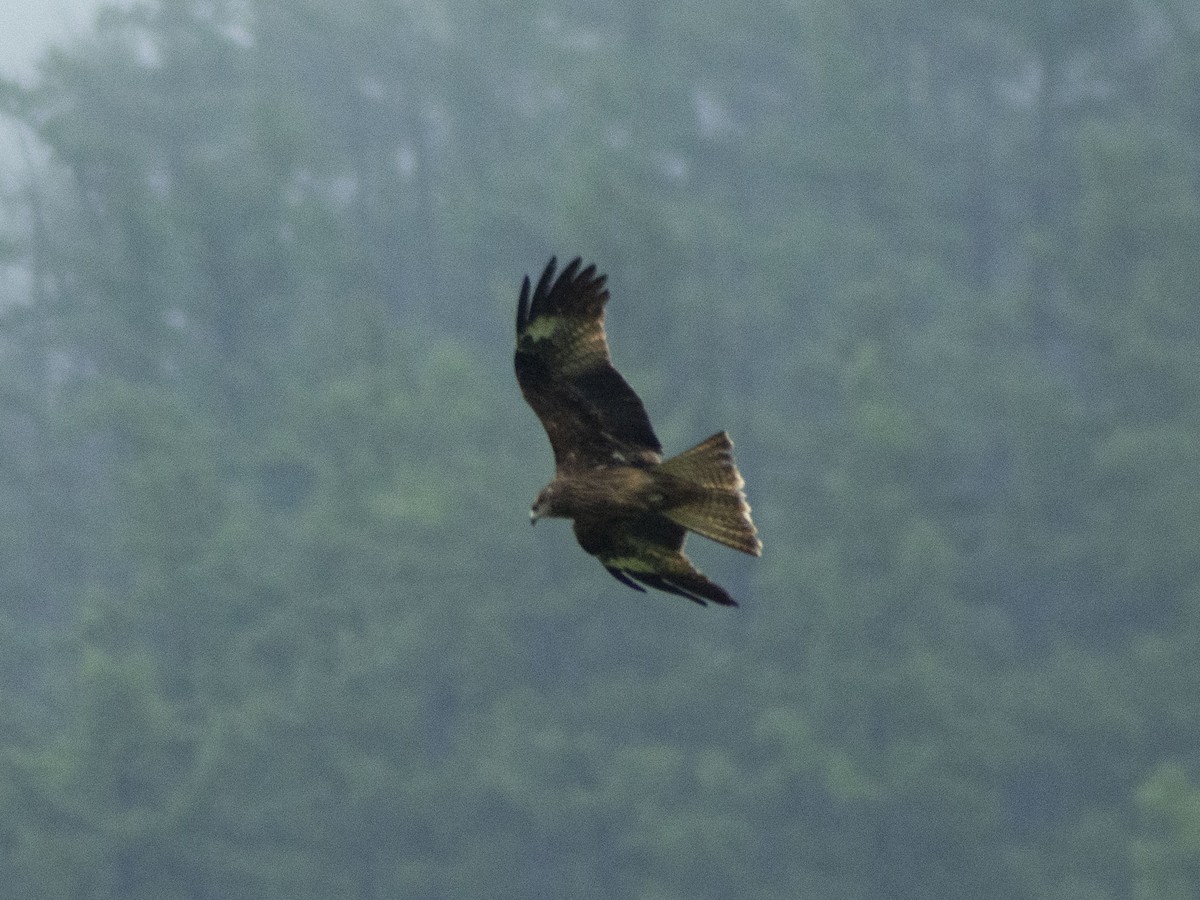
left=530, top=483, right=559, bottom=524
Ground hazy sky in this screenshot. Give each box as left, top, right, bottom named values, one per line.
left=0, top=0, right=112, bottom=81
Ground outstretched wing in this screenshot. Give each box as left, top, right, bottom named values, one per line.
left=515, top=257, right=662, bottom=472
left=573, top=515, right=739, bottom=607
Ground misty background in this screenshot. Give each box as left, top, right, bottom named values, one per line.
left=0, top=0, right=112, bottom=80
left=2, top=0, right=1199, bottom=898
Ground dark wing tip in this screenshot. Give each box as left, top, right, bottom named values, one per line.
left=517, top=276, right=531, bottom=334
left=613, top=571, right=738, bottom=608
left=559, top=256, right=583, bottom=284
left=529, top=256, right=558, bottom=318
left=606, top=566, right=647, bottom=593
left=524, top=255, right=614, bottom=325
left=631, top=572, right=710, bottom=606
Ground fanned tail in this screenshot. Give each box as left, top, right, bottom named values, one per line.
left=656, top=432, right=762, bottom=556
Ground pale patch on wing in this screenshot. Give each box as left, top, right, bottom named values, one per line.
left=522, top=316, right=562, bottom=342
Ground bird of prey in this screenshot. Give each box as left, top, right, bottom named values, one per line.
left=514, top=256, right=761, bottom=607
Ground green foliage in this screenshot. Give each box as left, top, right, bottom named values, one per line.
left=1, top=0, right=1198, bottom=897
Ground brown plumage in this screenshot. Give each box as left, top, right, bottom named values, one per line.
left=515, top=257, right=762, bottom=607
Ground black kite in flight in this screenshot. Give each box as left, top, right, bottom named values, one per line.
left=515, top=256, right=761, bottom=607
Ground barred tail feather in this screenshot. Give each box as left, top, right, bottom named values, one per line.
left=657, top=432, right=762, bottom=556
left=665, top=492, right=762, bottom=556
left=656, top=432, right=744, bottom=490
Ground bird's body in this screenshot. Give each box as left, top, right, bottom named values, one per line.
left=532, top=464, right=658, bottom=518
left=515, top=257, right=761, bottom=607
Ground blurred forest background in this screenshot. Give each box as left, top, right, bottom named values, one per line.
left=2, top=0, right=1200, bottom=897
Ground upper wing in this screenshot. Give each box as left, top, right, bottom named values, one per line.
left=515, top=257, right=662, bottom=472
left=574, top=515, right=739, bottom=607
